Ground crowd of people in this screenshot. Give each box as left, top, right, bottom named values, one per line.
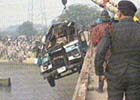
left=0, top=0, right=139, bottom=100
left=0, top=35, right=42, bottom=63
left=90, top=0, right=140, bottom=100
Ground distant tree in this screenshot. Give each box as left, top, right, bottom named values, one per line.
left=57, top=4, right=101, bottom=27
left=0, top=31, right=8, bottom=37
left=17, top=21, right=37, bottom=35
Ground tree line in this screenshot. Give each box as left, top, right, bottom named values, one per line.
left=1, top=4, right=139, bottom=36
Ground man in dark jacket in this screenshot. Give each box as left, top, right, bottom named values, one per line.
left=94, top=0, right=140, bottom=100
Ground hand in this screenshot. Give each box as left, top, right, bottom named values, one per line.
left=99, top=75, right=106, bottom=81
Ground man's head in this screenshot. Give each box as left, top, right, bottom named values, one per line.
left=100, top=10, right=110, bottom=22
left=101, top=10, right=110, bottom=18
left=117, top=0, right=137, bottom=19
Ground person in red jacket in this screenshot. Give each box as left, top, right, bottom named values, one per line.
left=91, top=10, right=112, bottom=47
left=90, top=9, right=112, bottom=92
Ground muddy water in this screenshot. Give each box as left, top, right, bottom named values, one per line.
left=0, top=63, right=78, bottom=100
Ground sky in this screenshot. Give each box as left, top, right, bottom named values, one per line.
left=0, top=0, right=139, bottom=28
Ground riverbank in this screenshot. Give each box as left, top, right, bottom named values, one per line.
left=0, top=58, right=36, bottom=65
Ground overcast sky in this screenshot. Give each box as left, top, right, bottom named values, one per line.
left=0, top=0, right=139, bottom=28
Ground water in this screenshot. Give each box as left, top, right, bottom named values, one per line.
left=0, top=63, right=78, bottom=100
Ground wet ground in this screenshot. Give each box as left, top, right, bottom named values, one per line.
left=0, top=63, right=78, bottom=100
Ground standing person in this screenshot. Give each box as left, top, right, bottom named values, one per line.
left=94, top=0, right=140, bottom=100
left=90, top=9, right=112, bottom=92
left=91, top=10, right=111, bottom=47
